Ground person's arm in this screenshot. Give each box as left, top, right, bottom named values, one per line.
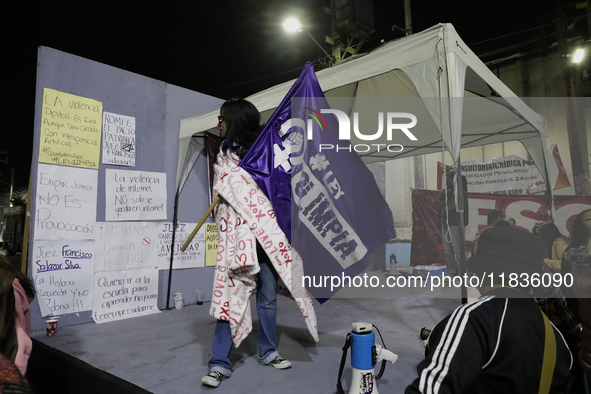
left=405, top=301, right=495, bottom=394
left=543, top=258, right=561, bottom=273
left=554, top=238, right=569, bottom=261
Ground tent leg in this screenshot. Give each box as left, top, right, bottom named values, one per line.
left=543, top=156, right=554, bottom=223
left=165, top=192, right=180, bottom=310
left=456, top=158, right=468, bottom=305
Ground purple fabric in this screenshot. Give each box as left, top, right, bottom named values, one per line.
left=241, top=63, right=396, bottom=301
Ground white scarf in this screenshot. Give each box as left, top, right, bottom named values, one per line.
left=210, top=149, right=318, bottom=347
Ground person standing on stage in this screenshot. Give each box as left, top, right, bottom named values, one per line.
left=201, top=98, right=292, bottom=389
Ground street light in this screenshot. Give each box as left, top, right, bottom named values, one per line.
left=283, top=18, right=301, bottom=33
left=573, top=48, right=585, bottom=63
left=283, top=18, right=332, bottom=62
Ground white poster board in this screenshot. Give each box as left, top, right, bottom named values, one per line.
left=105, top=169, right=167, bottom=221
left=94, top=222, right=158, bottom=272
left=32, top=239, right=94, bottom=317
left=157, top=222, right=205, bottom=269
left=93, top=222, right=159, bottom=323
left=92, top=270, right=159, bottom=323
left=34, top=164, right=98, bottom=240
left=102, top=111, right=136, bottom=166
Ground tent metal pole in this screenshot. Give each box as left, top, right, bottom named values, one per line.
left=165, top=191, right=180, bottom=310
left=543, top=147, right=554, bottom=223
left=455, top=156, right=468, bottom=305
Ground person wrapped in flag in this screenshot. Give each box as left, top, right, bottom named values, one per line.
left=201, top=98, right=318, bottom=389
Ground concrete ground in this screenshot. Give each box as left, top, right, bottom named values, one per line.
left=31, top=271, right=462, bottom=394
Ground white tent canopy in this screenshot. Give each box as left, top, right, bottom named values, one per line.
left=177, top=23, right=550, bottom=191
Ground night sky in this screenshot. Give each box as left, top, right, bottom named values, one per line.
left=1, top=0, right=566, bottom=193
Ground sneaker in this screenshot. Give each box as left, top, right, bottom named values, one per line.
left=268, top=356, right=292, bottom=370
left=201, top=371, right=225, bottom=388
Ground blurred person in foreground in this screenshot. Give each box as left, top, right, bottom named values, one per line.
left=562, top=208, right=591, bottom=378
left=0, top=255, right=35, bottom=376
left=405, top=227, right=572, bottom=394
left=0, top=352, right=32, bottom=394
left=469, top=218, right=510, bottom=257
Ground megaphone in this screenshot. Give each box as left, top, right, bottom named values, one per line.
left=337, top=322, right=398, bottom=394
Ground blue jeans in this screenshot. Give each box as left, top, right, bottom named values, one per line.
left=208, top=245, right=280, bottom=377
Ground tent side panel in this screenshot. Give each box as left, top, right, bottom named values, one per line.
left=160, top=84, right=222, bottom=309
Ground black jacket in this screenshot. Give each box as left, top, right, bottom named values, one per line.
left=405, top=288, right=572, bottom=394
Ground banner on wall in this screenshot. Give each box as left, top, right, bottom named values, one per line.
left=39, top=88, right=102, bottom=169
left=33, top=239, right=94, bottom=317
left=436, top=147, right=570, bottom=193
left=92, top=222, right=160, bottom=323
left=34, top=164, right=98, bottom=240
left=157, top=222, right=205, bottom=269
left=409, top=190, right=591, bottom=266
left=102, top=111, right=136, bottom=166
left=437, top=156, right=547, bottom=195
left=94, top=222, right=158, bottom=273
left=205, top=223, right=217, bottom=267
left=104, top=169, right=167, bottom=221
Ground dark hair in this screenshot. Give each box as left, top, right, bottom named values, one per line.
left=538, top=223, right=569, bottom=258
left=0, top=255, right=35, bottom=300
left=491, top=218, right=511, bottom=227
left=487, top=210, right=499, bottom=225
left=532, top=222, right=544, bottom=236
left=221, top=98, right=261, bottom=147
left=569, top=208, right=591, bottom=248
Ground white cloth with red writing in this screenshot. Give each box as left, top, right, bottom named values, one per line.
left=210, top=149, right=318, bottom=347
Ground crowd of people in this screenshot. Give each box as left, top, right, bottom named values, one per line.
left=405, top=207, right=591, bottom=393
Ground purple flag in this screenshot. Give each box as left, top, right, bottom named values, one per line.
left=241, top=63, right=395, bottom=301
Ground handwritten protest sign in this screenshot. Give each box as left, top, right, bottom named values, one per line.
left=39, top=88, right=102, bottom=169
left=92, top=269, right=159, bottom=324
left=105, top=169, right=167, bottom=221
left=205, top=223, right=217, bottom=267
left=92, top=222, right=159, bottom=323
left=157, top=222, right=205, bottom=269
left=35, top=164, right=98, bottom=240
left=102, top=111, right=135, bottom=166
left=94, top=222, right=158, bottom=273
left=32, top=240, right=94, bottom=317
